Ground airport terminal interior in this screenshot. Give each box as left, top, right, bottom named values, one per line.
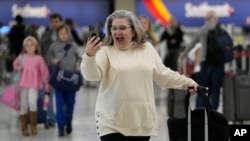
left=1, top=0, right=250, bottom=141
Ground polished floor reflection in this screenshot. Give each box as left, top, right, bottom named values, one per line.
left=0, top=82, right=177, bottom=141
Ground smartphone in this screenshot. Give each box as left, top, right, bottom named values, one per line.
left=88, top=24, right=102, bottom=39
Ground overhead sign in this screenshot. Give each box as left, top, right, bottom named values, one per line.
left=0, top=0, right=110, bottom=27
left=185, top=2, right=234, bottom=18
left=12, top=4, right=50, bottom=18
left=137, top=0, right=249, bottom=27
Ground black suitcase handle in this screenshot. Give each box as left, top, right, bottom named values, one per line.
left=185, top=86, right=211, bottom=116
left=186, top=86, right=210, bottom=141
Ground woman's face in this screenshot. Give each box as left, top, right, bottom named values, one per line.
left=111, top=18, right=135, bottom=49
left=25, top=40, right=37, bottom=55
left=58, top=27, right=69, bottom=42
left=139, top=17, right=149, bottom=32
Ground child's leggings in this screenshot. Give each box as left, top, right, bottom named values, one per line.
left=19, top=88, right=38, bottom=114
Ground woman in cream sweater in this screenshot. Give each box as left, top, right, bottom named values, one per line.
left=81, top=10, right=198, bottom=141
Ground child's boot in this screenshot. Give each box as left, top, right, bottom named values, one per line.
left=30, top=111, right=37, bottom=135
left=19, top=114, right=30, bottom=136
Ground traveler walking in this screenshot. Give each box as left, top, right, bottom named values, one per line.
left=183, top=10, right=226, bottom=110
left=81, top=10, right=198, bottom=141
left=40, top=13, right=63, bottom=128
left=65, top=17, right=83, bottom=46
left=6, top=15, right=26, bottom=72
left=138, top=15, right=159, bottom=47
left=160, top=17, right=183, bottom=71
left=46, top=24, right=81, bottom=137
left=13, top=36, right=50, bottom=136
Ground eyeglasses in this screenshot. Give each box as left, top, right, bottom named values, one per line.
left=111, top=26, right=132, bottom=32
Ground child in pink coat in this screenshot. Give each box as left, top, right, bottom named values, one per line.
left=13, top=36, right=50, bottom=136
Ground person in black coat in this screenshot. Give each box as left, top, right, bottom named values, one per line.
left=6, top=15, right=26, bottom=72
left=160, top=17, right=183, bottom=71
left=65, top=18, right=83, bottom=46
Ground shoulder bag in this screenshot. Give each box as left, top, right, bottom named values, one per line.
left=0, top=55, right=23, bottom=111
left=49, top=43, right=82, bottom=92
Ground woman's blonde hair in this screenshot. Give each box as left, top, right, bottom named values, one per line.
left=102, top=10, right=147, bottom=49
left=138, top=15, right=159, bottom=46
left=22, top=36, right=41, bottom=54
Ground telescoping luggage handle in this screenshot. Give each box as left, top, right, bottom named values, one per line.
left=186, top=86, right=210, bottom=141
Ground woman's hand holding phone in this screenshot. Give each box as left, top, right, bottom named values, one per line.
left=85, top=36, right=102, bottom=57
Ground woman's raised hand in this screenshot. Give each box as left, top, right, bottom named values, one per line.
left=85, top=36, right=102, bottom=57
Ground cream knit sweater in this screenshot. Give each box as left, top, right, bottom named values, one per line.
left=81, top=42, right=196, bottom=137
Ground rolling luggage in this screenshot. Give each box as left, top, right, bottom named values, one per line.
left=167, top=86, right=230, bottom=141
left=222, top=75, right=235, bottom=121
left=223, top=75, right=250, bottom=121
left=223, top=48, right=250, bottom=122
left=28, top=89, right=48, bottom=128
left=167, top=89, right=186, bottom=118
left=167, top=58, right=188, bottom=118
left=36, top=90, right=48, bottom=124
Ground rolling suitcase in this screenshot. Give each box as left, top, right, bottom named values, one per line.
left=167, top=89, right=186, bottom=118
left=234, top=75, right=250, bottom=120
left=167, top=58, right=188, bottom=118
left=222, top=75, right=235, bottom=121
left=167, top=86, right=230, bottom=141
left=36, top=90, right=48, bottom=124
left=28, top=89, right=48, bottom=128
left=223, top=48, right=250, bottom=122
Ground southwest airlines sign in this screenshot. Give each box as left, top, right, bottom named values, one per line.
left=137, top=0, right=249, bottom=27
left=12, top=4, right=50, bottom=18
left=185, top=2, right=234, bottom=18
left=0, top=0, right=110, bottom=27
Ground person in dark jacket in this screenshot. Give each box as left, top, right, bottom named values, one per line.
left=6, top=15, right=26, bottom=72
left=160, top=17, right=183, bottom=71
left=65, top=18, right=83, bottom=46
left=40, top=13, right=63, bottom=57
left=183, top=10, right=223, bottom=110
left=40, top=13, right=63, bottom=128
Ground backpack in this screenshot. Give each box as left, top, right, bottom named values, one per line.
left=206, top=25, right=234, bottom=64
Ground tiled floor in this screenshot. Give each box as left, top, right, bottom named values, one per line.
left=0, top=82, right=177, bottom=141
